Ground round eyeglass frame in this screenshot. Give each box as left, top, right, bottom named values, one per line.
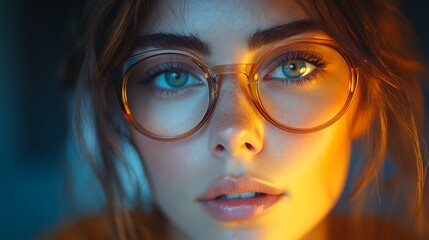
left=112, top=38, right=359, bottom=141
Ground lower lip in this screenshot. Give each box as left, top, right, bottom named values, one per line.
left=200, top=195, right=283, bottom=221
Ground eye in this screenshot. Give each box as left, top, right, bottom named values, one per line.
left=143, top=64, right=206, bottom=97
left=269, top=59, right=316, bottom=80
left=261, top=49, right=328, bottom=86
left=154, top=70, right=192, bottom=89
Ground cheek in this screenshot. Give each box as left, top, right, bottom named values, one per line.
left=130, top=131, right=212, bottom=214
left=281, top=124, right=351, bottom=232
left=255, top=121, right=352, bottom=238
left=285, top=128, right=350, bottom=193
left=286, top=130, right=350, bottom=211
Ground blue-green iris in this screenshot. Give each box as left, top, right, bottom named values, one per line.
left=281, top=60, right=307, bottom=78
left=165, top=71, right=189, bottom=88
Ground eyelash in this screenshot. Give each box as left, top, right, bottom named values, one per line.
left=281, top=49, right=327, bottom=67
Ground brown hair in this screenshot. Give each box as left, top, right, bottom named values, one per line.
left=68, top=0, right=427, bottom=238
left=303, top=0, right=428, bottom=236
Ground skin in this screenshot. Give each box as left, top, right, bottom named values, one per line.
left=130, top=0, right=365, bottom=239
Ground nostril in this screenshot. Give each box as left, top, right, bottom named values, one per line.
left=245, top=142, right=255, bottom=151
left=215, top=144, right=225, bottom=152
left=212, top=141, right=260, bottom=156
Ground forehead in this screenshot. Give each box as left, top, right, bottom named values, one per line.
left=142, top=0, right=310, bottom=36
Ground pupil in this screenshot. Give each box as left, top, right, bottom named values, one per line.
left=166, top=71, right=188, bottom=87
left=282, top=60, right=306, bottom=78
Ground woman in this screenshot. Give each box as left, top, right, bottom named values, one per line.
left=59, top=0, right=427, bottom=239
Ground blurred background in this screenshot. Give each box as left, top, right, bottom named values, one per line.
left=0, top=0, right=86, bottom=239
left=0, top=0, right=428, bottom=239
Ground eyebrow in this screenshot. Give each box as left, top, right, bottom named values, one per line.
left=248, top=20, right=324, bottom=50
left=135, top=33, right=211, bottom=56
left=135, top=20, right=323, bottom=55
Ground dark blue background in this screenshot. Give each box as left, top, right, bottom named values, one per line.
left=0, top=0, right=427, bottom=239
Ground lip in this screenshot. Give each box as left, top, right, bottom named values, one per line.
left=198, top=177, right=285, bottom=221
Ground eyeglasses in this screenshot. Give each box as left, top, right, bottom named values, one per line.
left=113, top=38, right=358, bottom=141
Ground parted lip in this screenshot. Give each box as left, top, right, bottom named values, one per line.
left=197, top=176, right=284, bottom=201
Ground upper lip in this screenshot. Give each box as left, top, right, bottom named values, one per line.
left=198, top=176, right=284, bottom=201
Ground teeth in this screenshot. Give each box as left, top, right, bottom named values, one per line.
left=240, top=192, right=256, bottom=198
left=226, top=193, right=241, bottom=199
left=222, top=192, right=257, bottom=200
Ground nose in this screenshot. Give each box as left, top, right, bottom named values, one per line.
left=208, top=73, right=264, bottom=159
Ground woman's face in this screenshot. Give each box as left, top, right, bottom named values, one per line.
left=130, top=0, right=361, bottom=239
